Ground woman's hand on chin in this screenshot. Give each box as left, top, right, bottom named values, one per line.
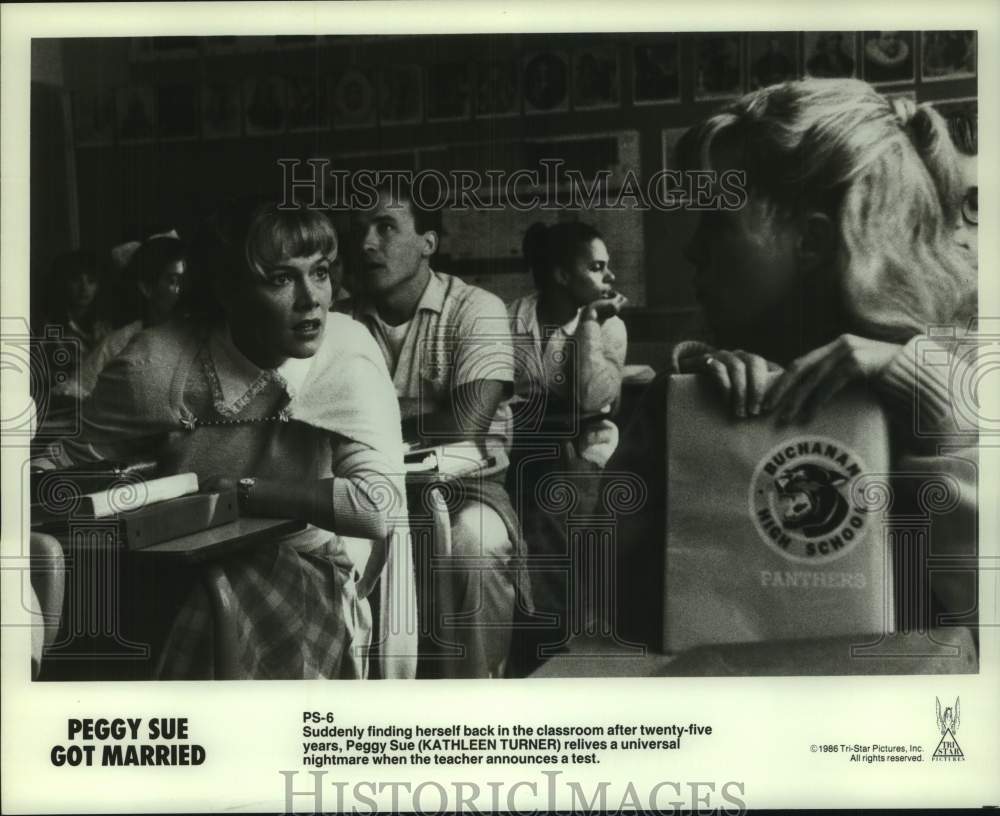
left=693, top=349, right=781, bottom=419
left=762, top=334, right=901, bottom=424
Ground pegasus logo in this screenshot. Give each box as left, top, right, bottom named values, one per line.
left=936, top=697, right=960, bottom=736
left=932, top=696, right=965, bottom=761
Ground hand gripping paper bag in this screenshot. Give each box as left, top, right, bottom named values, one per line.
left=662, top=374, right=894, bottom=653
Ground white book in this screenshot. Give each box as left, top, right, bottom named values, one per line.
left=403, top=441, right=505, bottom=477
left=34, top=472, right=200, bottom=521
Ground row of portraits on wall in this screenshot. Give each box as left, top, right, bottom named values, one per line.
left=74, top=31, right=976, bottom=145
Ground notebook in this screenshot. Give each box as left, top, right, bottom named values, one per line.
left=403, top=440, right=506, bottom=478
left=662, top=374, right=894, bottom=653
left=31, top=472, right=200, bottom=523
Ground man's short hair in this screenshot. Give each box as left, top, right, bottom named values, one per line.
left=376, top=176, right=445, bottom=237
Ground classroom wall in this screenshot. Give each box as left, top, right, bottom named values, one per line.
left=38, top=32, right=977, bottom=343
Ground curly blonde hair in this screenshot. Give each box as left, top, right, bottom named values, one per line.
left=680, top=78, right=976, bottom=341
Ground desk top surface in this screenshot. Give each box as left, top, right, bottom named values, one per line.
left=137, top=517, right=306, bottom=563
left=530, top=629, right=978, bottom=678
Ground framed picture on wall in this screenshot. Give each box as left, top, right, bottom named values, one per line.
left=661, top=126, right=691, bottom=204
left=862, top=31, right=915, bottom=85
left=286, top=75, right=325, bottom=132
left=378, top=64, right=424, bottom=125
left=633, top=39, right=681, bottom=105
left=748, top=32, right=798, bottom=89
left=331, top=67, right=376, bottom=129
left=201, top=80, right=242, bottom=138
left=156, top=83, right=199, bottom=141
left=932, top=97, right=978, bottom=151
left=73, top=88, right=115, bottom=147
left=803, top=32, right=857, bottom=79
left=243, top=75, right=287, bottom=135
left=474, top=59, right=519, bottom=118
left=921, top=31, right=977, bottom=81
left=572, top=45, right=619, bottom=110
left=426, top=62, right=472, bottom=122
left=661, top=126, right=687, bottom=170
left=523, top=51, right=570, bottom=114
left=115, top=84, right=155, bottom=143
left=694, top=34, right=744, bottom=100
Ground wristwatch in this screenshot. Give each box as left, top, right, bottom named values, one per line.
left=237, top=477, right=257, bottom=514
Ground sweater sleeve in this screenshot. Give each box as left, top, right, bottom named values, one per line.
left=574, top=316, right=627, bottom=413
left=328, top=439, right=406, bottom=541
left=668, top=340, right=717, bottom=374
left=872, top=334, right=976, bottom=452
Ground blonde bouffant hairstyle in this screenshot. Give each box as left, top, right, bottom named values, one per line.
left=680, top=78, right=976, bottom=341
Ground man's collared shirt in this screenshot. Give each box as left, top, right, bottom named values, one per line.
left=338, top=270, right=515, bottom=453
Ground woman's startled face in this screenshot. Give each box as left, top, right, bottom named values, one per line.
left=226, top=252, right=334, bottom=369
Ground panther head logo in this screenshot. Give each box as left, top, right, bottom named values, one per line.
left=773, top=463, right=850, bottom=538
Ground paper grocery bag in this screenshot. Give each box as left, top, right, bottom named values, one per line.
left=662, top=374, right=894, bottom=653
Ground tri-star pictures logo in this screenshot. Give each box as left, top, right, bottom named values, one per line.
left=932, top=697, right=965, bottom=761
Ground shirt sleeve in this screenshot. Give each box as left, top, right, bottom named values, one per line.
left=451, top=289, right=515, bottom=387
left=574, top=315, right=628, bottom=413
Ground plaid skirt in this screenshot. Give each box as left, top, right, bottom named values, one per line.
left=155, top=541, right=369, bottom=680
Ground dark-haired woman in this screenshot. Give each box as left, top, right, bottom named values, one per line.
left=507, top=221, right=628, bottom=669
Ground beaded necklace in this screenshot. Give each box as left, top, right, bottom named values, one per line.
left=178, top=407, right=292, bottom=430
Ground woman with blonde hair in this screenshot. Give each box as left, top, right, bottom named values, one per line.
left=35, top=198, right=415, bottom=680
left=613, top=78, right=977, bottom=649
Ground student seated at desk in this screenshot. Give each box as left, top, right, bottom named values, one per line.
left=612, top=79, right=978, bottom=650
left=34, top=198, right=413, bottom=680
left=508, top=221, right=628, bottom=464
left=34, top=250, right=111, bottom=413
left=506, top=222, right=628, bottom=666
left=71, top=232, right=187, bottom=399
left=339, top=180, right=528, bottom=678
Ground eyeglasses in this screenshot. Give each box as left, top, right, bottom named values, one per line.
left=962, top=186, right=978, bottom=227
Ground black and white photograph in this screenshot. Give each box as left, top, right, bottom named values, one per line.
left=522, top=50, right=570, bottom=114
left=922, top=30, right=977, bottom=81
left=200, top=79, right=242, bottom=138
left=474, top=58, right=519, bottom=117
left=377, top=63, right=423, bottom=125
left=115, top=83, right=155, bottom=142
left=803, top=31, right=857, bottom=78
left=285, top=74, right=325, bottom=132
left=862, top=30, right=916, bottom=85
left=572, top=45, right=619, bottom=110
left=330, top=66, right=376, bottom=128
left=694, top=34, right=743, bottom=99
left=426, top=60, right=472, bottom=121
left=633, top=38, right=681, bottom=104
left=748, top=32, right=798, bottom=89
left=243, top=75, right=287, bottom=135
left=2, top=4, right=998, bottom=814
